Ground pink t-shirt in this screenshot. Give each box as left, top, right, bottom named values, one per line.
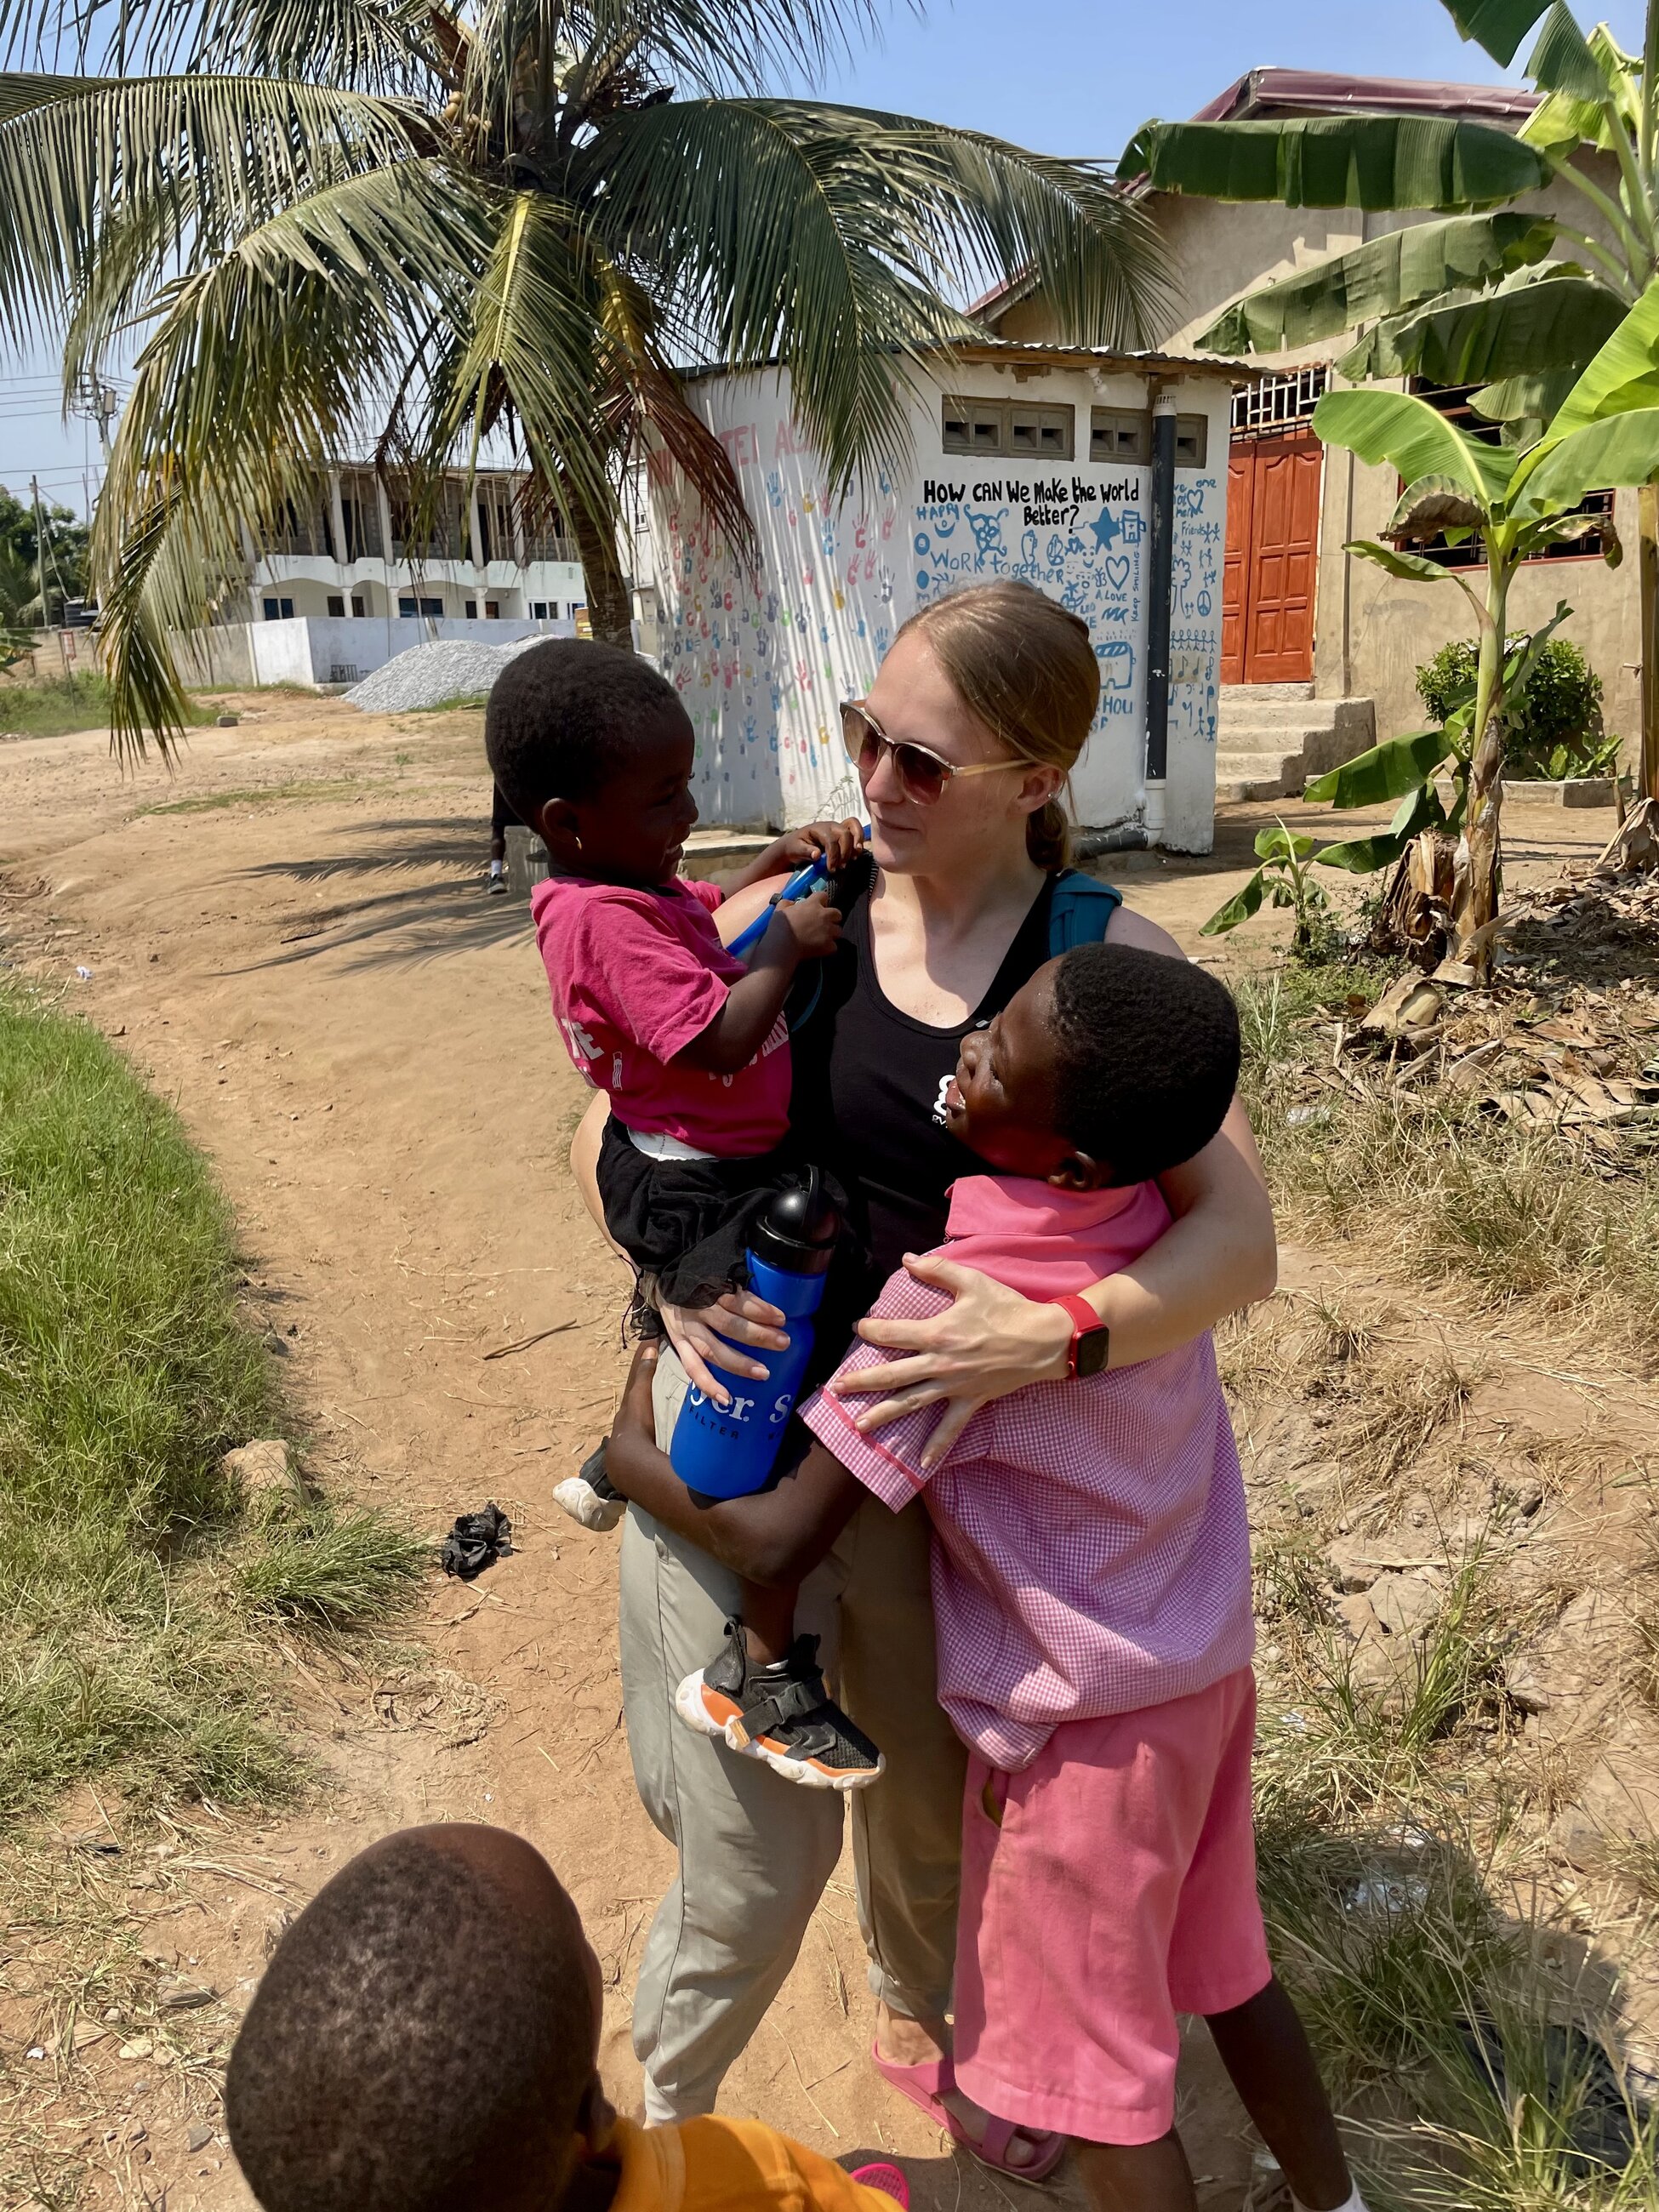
left=801, top=1174, right=1253, bottom=1770
left=531, top=873, right=790, bottom=1157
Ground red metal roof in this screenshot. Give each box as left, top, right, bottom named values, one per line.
left=1192, top=67, right=1539, bottom=123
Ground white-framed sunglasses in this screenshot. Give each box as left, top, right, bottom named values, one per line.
left=841, top=699, right=1036, bottom=804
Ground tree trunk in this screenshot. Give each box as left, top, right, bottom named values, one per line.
left=565, top=487, right=634, bottom=652
left=1451, top=602, right=1506, bottom=973
left=1641, top=478, right=1659, bottom=803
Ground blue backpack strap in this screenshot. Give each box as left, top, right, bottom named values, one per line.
left=1047, top=867, right=1123, bottom=955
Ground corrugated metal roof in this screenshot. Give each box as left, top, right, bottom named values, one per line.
left=680, top=338, right=1261, bottom=386
left=1193, top=66, right=1539, bottom=123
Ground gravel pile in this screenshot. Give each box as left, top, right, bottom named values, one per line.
left=345, top=637, right=539, bottom=714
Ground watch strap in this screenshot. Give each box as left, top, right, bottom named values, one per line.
left=1052, top=1293, right=1104, bottom=1377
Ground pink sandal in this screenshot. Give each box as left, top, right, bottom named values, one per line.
left=851, top=2163, right=909, bottom=2207
left=869, top=2043, right=1066, bottom=2184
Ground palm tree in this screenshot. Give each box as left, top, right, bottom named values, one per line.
left=0, top=0, right=1169, bottom=759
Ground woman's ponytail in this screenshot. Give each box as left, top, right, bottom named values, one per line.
left=895, top=582, right=1098, bottom=873
left=1026, top=795, right=1072, bottom=872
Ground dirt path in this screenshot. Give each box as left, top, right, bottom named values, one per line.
left=0, top=696, right=1628, bottom=2212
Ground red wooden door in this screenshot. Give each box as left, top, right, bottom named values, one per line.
left=1221, top=430, right=1323, bottom=687
left=1221, top=446, right=1254, bottom=684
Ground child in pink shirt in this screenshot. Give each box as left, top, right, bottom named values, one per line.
left=487, top=639, right=882, bottom=1788
left=606, top=943, right=1365, bottom=2212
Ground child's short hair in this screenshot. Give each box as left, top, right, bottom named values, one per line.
left=1049, top=943, right=1241, bottom=1183
left=485, top=639, right=684, bottom=824
left=225, top=1830, right=594, bottom=2212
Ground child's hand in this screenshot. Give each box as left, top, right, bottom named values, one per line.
left=765, top=818, right=864, bottom=876
left=775, top=887, right=843, bottom=960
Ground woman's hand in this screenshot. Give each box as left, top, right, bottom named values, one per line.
left=826, top=1254, right=1073, bottom=1469
left=658, top=1289, right=790, bottom=1405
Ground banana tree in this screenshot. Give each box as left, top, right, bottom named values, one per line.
left=1294, top=281, right=1659, bottom=969
left=1121, top=0, right=1659, bottom=800
left=0, top=0, right=1170, bottom=760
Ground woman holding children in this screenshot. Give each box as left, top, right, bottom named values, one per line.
left=484, top=584, right=1362, bottom=2212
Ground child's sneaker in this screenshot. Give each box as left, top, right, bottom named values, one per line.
left=675, top=1618, right=884, bottom=1791
left=552, top=1438, right=625, bottom=1532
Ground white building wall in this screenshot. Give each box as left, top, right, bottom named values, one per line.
left=643, top=363, right=1232, bottom=851
left=185, top=612, right=577, bottom=692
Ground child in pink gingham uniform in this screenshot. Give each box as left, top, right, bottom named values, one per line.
left=799, top=944, right=1363, bottom=2212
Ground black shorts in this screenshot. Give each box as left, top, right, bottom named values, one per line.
left=596, top=1118, right=861, bottom=1362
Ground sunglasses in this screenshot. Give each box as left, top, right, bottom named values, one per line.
left=841, top=701, right=1036, bottom=805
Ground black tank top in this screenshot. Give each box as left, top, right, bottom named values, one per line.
left=789, top=861, right=1058, bottom=1288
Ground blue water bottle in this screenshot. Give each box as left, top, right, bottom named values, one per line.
left=669, top=1169, right=841, bottom=1499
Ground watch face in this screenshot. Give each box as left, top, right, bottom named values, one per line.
left=1075, top=1325, right=1110, bottom=1380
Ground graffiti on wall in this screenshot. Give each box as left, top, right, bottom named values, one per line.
left=648, top=385, right=1225, bottom=827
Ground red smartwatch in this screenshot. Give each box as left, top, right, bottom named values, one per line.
left=1052, top=1293, right=1110, bottom=1379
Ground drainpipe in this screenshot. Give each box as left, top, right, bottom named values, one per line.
left=1143, top=392, right=1178, bottom=843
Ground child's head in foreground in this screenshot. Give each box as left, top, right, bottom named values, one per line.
left=485, top=639, right=698, bottom=890
left=225, top=1824, right=607, bottom=2212
left=945, top=941, right=1241, bottom=1189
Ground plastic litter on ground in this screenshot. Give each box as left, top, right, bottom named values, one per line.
left=345, top=637, right=540, bottom=715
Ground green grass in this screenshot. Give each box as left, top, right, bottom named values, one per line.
left=0, top=672, right=113, bottom=738
left=0, top=673, right=216, bottom=741
left=0, top=985, right=428, bottom=1822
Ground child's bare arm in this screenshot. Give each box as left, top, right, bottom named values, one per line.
left=672, top=892, right=841, bottom=1075
left=715, top=818, right=864, bottom=898
left=605, top=1345, right=864, bottom=1586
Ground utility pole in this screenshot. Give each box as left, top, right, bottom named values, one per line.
left=30, top=474, right=49, bottom=629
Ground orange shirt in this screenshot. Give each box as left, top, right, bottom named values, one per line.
left=607, top=2115, right=896, bottom=2212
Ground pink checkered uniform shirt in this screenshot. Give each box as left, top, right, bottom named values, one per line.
left=800, top=1174, right=1253, bottom=1771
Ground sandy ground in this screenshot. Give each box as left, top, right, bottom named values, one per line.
left=0, top=693, right=1628, bottom=2212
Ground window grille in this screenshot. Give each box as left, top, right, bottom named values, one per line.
left=1407, top=380, right=1612, bottom=567
left=1232, top=365, right=1329, bottom=435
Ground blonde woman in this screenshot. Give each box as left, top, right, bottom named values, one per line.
left=577, top=583, right=1275, bottom=2173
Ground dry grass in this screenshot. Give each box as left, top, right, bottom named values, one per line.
left=1235, top=960, right=1659, bottom=1364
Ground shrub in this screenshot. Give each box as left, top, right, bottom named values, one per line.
left=1415, top=634, right=1616, bottom=778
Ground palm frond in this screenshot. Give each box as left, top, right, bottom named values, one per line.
left=439, top=188, right=615, bottom=524
left=590, top=98, right=1169, bottom=495
left=94, top=160, right=489, bottom=755
left=0, top=71, right=429, bottom=351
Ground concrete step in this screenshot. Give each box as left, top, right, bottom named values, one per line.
left=1214, top=690, right=1377, bottom=801
left=1220, top=681, right=1314, bottom=707
left=1214, top=746, right=1306, bottom=790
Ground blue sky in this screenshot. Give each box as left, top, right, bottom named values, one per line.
left=3, top=0, right=1648, bottom=515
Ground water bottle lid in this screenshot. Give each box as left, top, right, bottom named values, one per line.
left=751, top=1167, right=841, bottom=1275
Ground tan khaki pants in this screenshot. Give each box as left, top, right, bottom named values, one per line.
left=619, top=1350, right=966, bottom=2119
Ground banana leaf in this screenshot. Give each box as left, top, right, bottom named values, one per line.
left=1118, top=114, right=1553, bottom=210
left=1547, top=274, right=1659, bottom=436
left=1255, top=824, right=1317, bottom=861
left=1194, top=212, right=1555, bottom=354
left=1347, top=537, right=1465, bottom=584
left=1337, top=270, right=1625, bottom=385
left=1511, top=405, right=1659, bottom=516
left=1306, top=727, right=1457, bottom=807
left=1313, top=386, right=1516, bottom=504
left=1526, top=2, right=1611, bottom=100
left=1388, top=473, right=1487, bottom=538
left=1314, top=830, right=1416, bottom=875
left=1442, top=0, right=1552, bottom=66
left=1200, top=869, right=1268, bottom=936
left=1471, top=369, right=1580, bottom=425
